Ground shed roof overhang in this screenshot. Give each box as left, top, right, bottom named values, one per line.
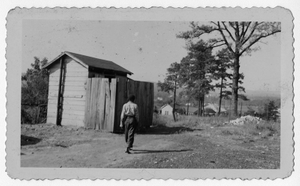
left=42, top=51, right=133, bottom=75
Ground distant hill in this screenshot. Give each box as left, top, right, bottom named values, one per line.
left=153, top=82, right=280, bottom=100
left=152, top=82, right=280, bottom=110
left=244, top=89, right=280, bottom=99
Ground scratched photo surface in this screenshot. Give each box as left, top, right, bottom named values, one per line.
left=6, top=7, right=293, bottom=180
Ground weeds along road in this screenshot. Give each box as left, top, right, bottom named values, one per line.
left=21, top=117, right=280, bottom=169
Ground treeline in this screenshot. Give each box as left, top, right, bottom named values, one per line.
left=21, top=57, right=49, bottom=124
left=158, top=21, right=281, bottom=121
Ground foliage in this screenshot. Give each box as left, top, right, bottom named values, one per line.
left=213, top=48, right=233, bottom=83
left=244, top=106, right=256, bottom=116
left=177, top=21, right=281, bottom=116
left=155, top=90, right=173, bottom=107
left=212, top=48, right=233, bottom=115
left=158, top=62, right=182, bottom=121
left=262, top=100, right=280, bottom=121
left=21, top=57, right=49, bottom=124
left=179, top=40, right=216, bottom=116
left=158, top=62, right=182, bottom=93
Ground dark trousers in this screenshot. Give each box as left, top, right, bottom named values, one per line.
left=124, top=116, right=137, bottom=148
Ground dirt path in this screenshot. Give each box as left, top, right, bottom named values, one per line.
left=21, top=123, right=279, bottom=169
left=21, top=124, right=177, bottom=168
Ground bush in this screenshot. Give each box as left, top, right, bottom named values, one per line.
left=21, top=57, right=49, bottom=124
left=259, top=101, right=280, bottom=121
left=21, top=105, right=47, bottom=124
left=232, top=120, right=280, bottom=139
left=152, top=114, right=169, bottom=127
left=253, top=120, right=280, bottom=137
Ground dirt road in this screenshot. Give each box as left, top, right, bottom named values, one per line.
left=21, top=122, right=280, bottom=169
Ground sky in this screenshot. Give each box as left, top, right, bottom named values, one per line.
left=22, top=20, right=281, bottom=93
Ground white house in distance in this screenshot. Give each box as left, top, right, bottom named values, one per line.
left=159, top=104, right=173, bottom=115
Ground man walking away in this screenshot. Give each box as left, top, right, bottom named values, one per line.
left=120, top=95, right=139, bottom=154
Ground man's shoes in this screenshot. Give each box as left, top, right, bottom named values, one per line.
left=125, top=148, right=131, bottom=154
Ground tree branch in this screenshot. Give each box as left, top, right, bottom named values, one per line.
left=240, top=30, right=281, bottom=55
left=241, top=22, right=259, bottom=46
left=229, top=22, right=236, bottom=30
left=240, top=22, right=251, bottom=39
left=210, top=42, right=226, bottom=48
left=217, top=22, right=234, bottom=54
left=211, top=21, right=218, bottom=27
left=241, top=22, right=245, bottom=37
left=222, top=22, right=236, bottom=42
left=235, top=22, right=240, bottom=39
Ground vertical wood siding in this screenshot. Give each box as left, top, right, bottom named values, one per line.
left=113, top=77, right=154, bottom=133
left=84, top=78, right=117, bottom=131
left=113, top=77, right=128, bottom=132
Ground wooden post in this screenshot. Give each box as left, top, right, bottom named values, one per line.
left=56, top=57, right=64, bottom=126
left=84, top=78, right=92, bottom=128
left=98, top=78, right=106, bottom=130
left=104, top=79, right=111, bottom=130
left=109, top=78, right=116, bottom=132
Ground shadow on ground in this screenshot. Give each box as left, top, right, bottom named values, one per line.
left=131, top=148, right=193, bottom=154
left=137, top=125, right=203, bottom=135
left=21, top=135, right=42, bottom=146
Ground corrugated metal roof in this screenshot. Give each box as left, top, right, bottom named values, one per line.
left=42, top=51, right=133, bottom=75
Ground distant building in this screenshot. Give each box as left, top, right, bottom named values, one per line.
left=186, top=106, right=199, bottom=115
left=159, top=104, right=173, bottom=115
left=239, top=106, right=260, bottom=116
left=189, top=103, right=227, bottom=116
left=203, top=103, right=227, bottom=116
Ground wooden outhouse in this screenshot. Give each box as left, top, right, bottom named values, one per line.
left=43, top=51, right=154, bottom=132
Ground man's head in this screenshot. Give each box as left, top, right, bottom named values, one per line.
left=128, top=95, right=136, bottom=102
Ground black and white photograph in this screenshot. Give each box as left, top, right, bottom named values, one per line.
left=5, top=7, right=294, bottom=180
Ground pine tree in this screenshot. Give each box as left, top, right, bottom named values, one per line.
left=264, top=100, right=279, bottom=121
left=179, top=40, right=215, bottom=116
left=158, top=62, right=181, bottom=121
left=178, top=21, right=281, bottom=116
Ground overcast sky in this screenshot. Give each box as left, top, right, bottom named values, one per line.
left=22, top=20, right=281, bottom=92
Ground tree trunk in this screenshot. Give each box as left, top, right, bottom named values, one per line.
left=201, top=95, right=205, bottom=116
left=218, top=78, right=224, bottom=116
left=186, top=103, right=189, bottom=115
left=231, top=54, right=240, bottom=117
left=198, top=93, right=201, bottom=117
left=172, top=81, right=177, bottom=122
left=240, top=101, right=243, bottom=116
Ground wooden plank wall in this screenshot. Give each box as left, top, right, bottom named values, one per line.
left=47, top=57, right=88, bottom=126
left=113, top=76, right=128, bottom=133
left=84, top=78, right=116, bottom=131
left=84, top=76, right=154, bottom=133
left=47, top=62, right=61, bottom=124
left=113, top=78, right=154, bottom=132
left=131, top=80, right=154, bottom=129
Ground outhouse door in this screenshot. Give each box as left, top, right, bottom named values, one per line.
left=84, top=77, right=117, bottom=131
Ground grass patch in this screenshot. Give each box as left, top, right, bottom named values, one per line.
left=152, top=114, right=169, bottom=127
left=219, top=120, right=280, bottom=141
left=153, top=115, right=229, bottom=128
left=153, top=114, right=280, bottom=142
